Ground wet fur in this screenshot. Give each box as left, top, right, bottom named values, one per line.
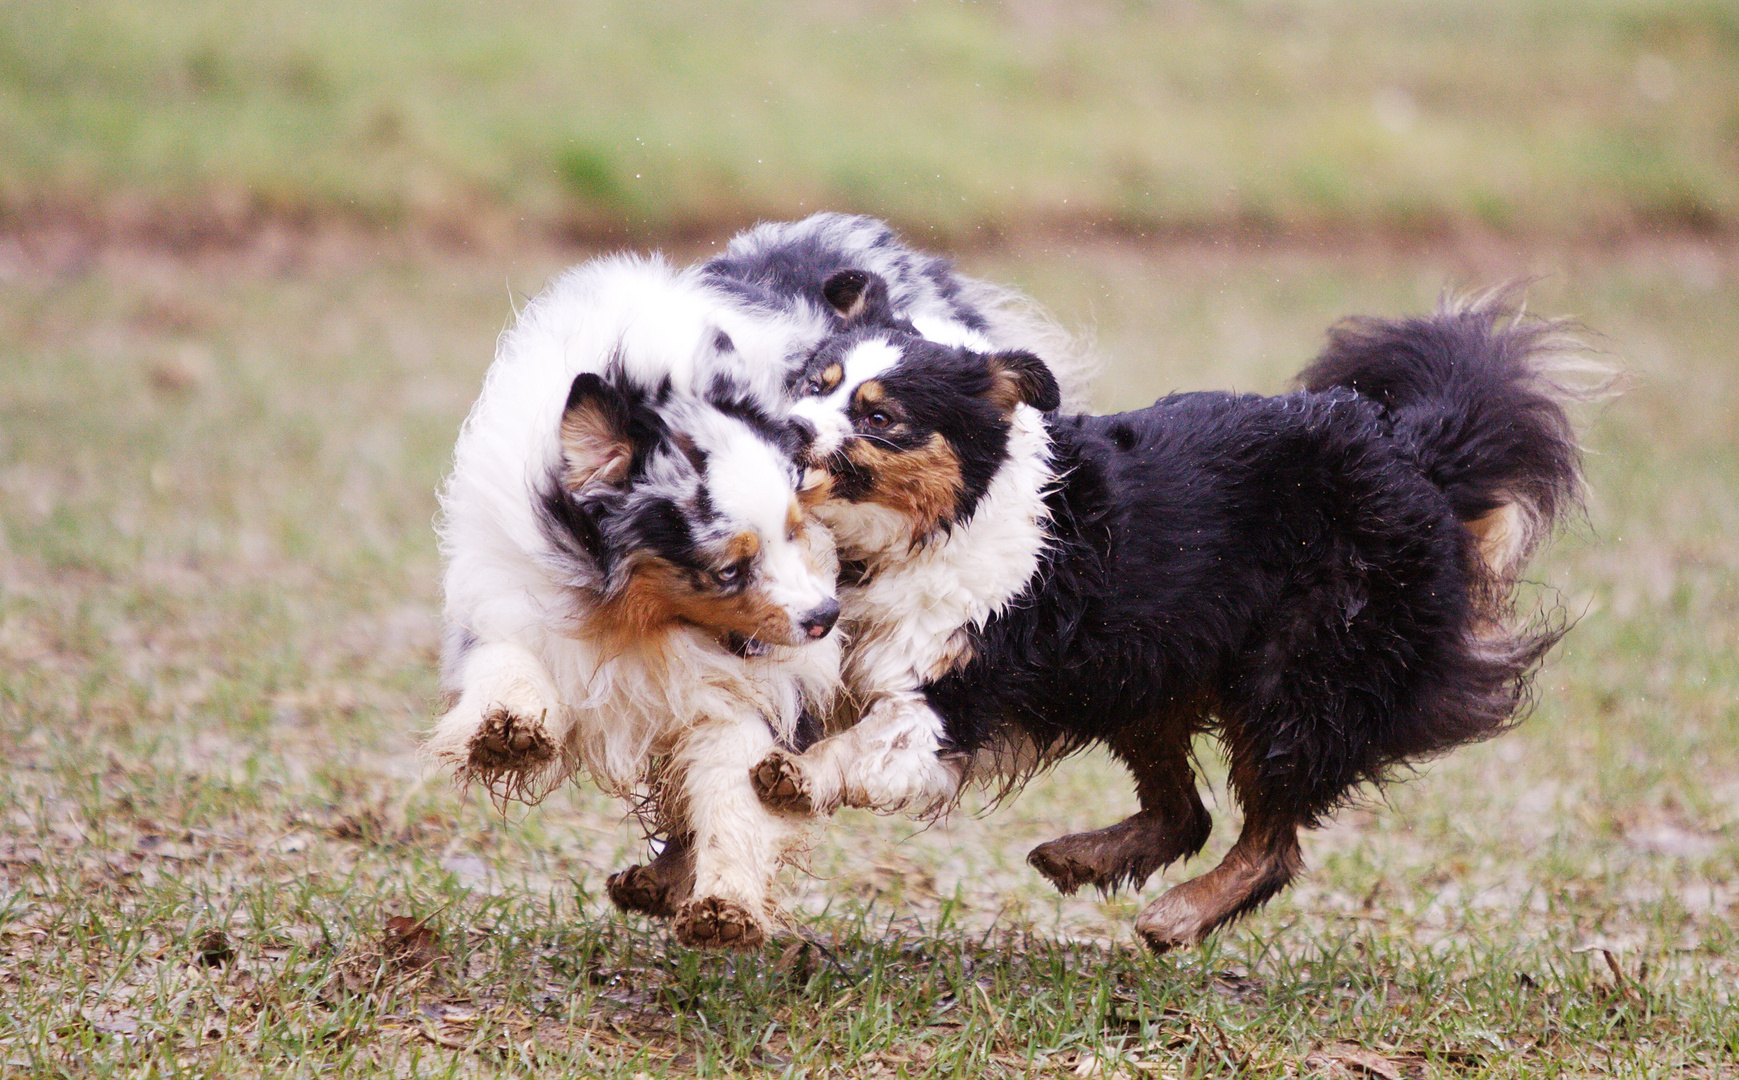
left=426, top=215, right=1096, bottom=946
left=424, top=253, right=843, bottom=947
left=764, top=290, right=1593, bottom=952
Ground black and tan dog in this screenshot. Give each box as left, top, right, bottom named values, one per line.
left=758, top=278, right=1592, bottom=951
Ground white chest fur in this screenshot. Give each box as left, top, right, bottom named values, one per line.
left=829, top=405, right=1054, bottom=697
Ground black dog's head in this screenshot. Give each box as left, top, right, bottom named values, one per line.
left=787, top=271, right=1060, bottom=542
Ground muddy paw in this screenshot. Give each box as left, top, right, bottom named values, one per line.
left=750, top=750, right=813, bottom=814
left=467, top=707, right=555, bottom=772
left=1136, top=926, right=1188, bottom=956
left=1027, top=841, right=1097, bottom=895
left=673, top=897, right=766, bottom=949
left=607, top=864, right=677, bottom=918
left=1133, top=895, right=1209, bottom=956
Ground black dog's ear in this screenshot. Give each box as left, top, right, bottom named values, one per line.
left=822, top=269, right=893, bottom=324
left=984, top=350, right=1062, bottom=413
left=559, top=372, right=638, bottom=491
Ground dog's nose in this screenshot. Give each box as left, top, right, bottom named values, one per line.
left=787, top=416, right=817, bottom=452
left=800, top=598, right=841, bottom=639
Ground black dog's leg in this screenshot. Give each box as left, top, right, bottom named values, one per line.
left=1132, top=807, right=1301, bottom=953
left=606, top=834, right=696, bottom=918
left=1132, top=700, right=1312, bottom=952
left=1028, top=718, right=1213, bottom=895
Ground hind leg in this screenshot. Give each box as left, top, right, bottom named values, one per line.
left=1028, top=721, right=1212, bottom=895
left=1133, top=810, right=1301, bottom=953
left=606, top=834, right=696, bottom=918
left=1133, top=721, right=1307, bottom=951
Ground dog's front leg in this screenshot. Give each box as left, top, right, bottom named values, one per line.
left=751, top=691, right=965, bottom=816
left=668, top=711, right=810, bottom=949
left=423, top=638, right=567, bottom=799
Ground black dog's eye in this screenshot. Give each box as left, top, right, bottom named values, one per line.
left=862, top=411, right=892, bottom=429
left=806, top=378, right=825, bottom=396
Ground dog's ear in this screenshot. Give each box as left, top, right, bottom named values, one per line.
left=559, top=372, right=638, bottom=491
left=984, top=350, right=1062, bottom=413
left=823, top=269, right=893, bottom=325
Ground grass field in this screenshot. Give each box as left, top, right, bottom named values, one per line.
left=1, top=230, right=1735, bottom=1077
left=3, top=0, right=1737, bottom=240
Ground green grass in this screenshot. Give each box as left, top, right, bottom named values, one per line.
left=3, top=0, right=1737, bottom=239
left=1, top=234, right=1735, bottom=1076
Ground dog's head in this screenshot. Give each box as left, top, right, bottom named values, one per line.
left=787, top=271, right=1060, bottom=547
left=539, top=370, right=838, bottom=654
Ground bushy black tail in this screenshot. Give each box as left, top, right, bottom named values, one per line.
left=1299, top=292, right=1596, bottom=590
left=1264, top=292, right=1606, bottom=816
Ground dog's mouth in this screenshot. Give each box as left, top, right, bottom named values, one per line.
left=725, top=632, right=774, bottom=659
left=807, top=448, right=873, bottom=503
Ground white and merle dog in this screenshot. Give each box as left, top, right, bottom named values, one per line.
left=753, top=278, right=1591, bottom=953
left=426, top=215, right=1090, bottom=947
left=425, top=253, right=844, bottom=947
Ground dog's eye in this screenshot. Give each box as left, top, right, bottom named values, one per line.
left=862, top=411, right=892, bottom=429
left=712, top=563, right=746, bottom=586
left=806, top=378, right=825, bottom=396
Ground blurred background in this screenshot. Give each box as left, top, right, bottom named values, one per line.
left=2, top=2, right=1736, bottom=1069
left=3, top=0, right=1734, bottom=245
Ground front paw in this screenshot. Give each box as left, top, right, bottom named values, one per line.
left=750, top=750, right=817, bottom=814
left=673, top=896, right=767, bottom=949
left=448, top=706, right=559, bottom=802
left=469, top=706, right=555, bottom=770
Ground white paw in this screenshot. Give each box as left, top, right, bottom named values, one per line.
left=423, top=641, right=564, bottom=798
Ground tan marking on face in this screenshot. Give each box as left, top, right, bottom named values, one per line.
left=853, top=381, right=886, bottom=409
left=842, top=431, right=964, bottom=540
left=819, top=363, right=843, bottom=393
left=785, top=500, right=803, bottom=539
left=597, top=556, right=798, bottom=647
left=559, top=400, right=632, bottom=490
left=724, top=531, right=761, bottom=564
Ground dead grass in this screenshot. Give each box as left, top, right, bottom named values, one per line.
left=1, top=233, right=1736, bottom=1076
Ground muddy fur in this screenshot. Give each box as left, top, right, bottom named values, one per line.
left=762, top=287, right=1599, bottom=953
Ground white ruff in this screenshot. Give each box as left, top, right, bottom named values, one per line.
left=775, top=405, right=1053, bottom=814
left=827, top=404, right=1054, bottom=695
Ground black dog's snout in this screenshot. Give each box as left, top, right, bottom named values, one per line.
left=800, top=598, right=841, bottom=639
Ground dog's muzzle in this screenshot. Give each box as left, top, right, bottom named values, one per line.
left=799, top=598, right=841, bottom=640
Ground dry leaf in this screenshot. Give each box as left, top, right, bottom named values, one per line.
left=776, top=939, right=816, bottom=983
left=1304, top=1041, right=1426, bottom=1079
left=194, top=928, right=235, bottom=967
left=383, top=915, right=444, bottom=973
